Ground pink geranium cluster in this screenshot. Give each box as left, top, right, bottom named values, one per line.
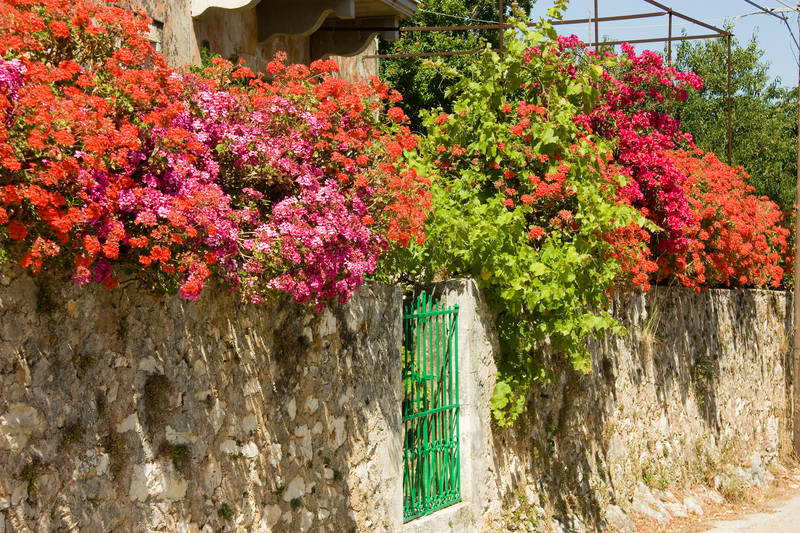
left=0, top=0, right=430, bottom=309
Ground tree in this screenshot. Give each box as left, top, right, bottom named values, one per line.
left=671, top=30, right=797, bottom=214
left=378, top=0, right=534, bottom=130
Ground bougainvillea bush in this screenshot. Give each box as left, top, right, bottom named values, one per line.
left=587, top=42, right=702, bottom=253
left=382, top=1, right=793, bottom=424
left=662, top=149, right=790, bottom=289
left=0, top=0, right=429, bottom=308
left=587, top=43, right=791, bottom=291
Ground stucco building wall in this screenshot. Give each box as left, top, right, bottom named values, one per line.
left=126, top=0, right=394, bottom=81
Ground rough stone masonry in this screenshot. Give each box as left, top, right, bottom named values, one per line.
left=478, top=283, right=793, bottom=531
left=0, top=265, right=403, bottom=532
left=401, top=280, right=793, bottom=532
left=0, top=265, right=793, bottom=532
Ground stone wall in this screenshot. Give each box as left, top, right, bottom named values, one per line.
left=426, top=280, right=792, bottom=532
left=0, top=269, right=793, bottom=532
left=0, top=266, right=403, bottom=532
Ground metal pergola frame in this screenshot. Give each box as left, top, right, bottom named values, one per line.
left=320, top=0, right=734, bottom=164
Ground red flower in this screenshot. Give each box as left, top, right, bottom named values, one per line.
left=83, top=235, right=101, bottom=255
left=387, top=107, right=407, bottom=123
left=103, top=241, right=119, bottom=259
left=150, top=245, right=171, bottom=263
left=232, top=67, right=254, bottom=80
left=27, top=130, right=46, bottom=150
left=267, top=60, right=284, bottom=75
left=50, top=21, right=71, bottom=39
left=53, top=130, right=75, bottom=147
left=7, top=221, right=27, bottom=239
left=2, top=157, right=21, bottom=171
left=179, top=277, right=203, bottom=301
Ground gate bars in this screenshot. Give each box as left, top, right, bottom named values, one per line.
left=401, top=291, right=460, bottom=522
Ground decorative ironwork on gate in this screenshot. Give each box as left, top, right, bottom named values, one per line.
left=402, top=291, right=460, bottom=522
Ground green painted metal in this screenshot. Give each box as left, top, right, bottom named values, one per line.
left=402, top=291, right=460, bottom=522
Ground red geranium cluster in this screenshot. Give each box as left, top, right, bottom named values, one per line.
left=0, top=0, right=430, bottom=307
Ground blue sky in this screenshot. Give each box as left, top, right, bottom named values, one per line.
left=530, top=0, right=799, bottom=87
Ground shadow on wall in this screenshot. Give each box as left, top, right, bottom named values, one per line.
left=0, top=265, right=403, bottom=532
left=488, top=285, right=792, bottom=530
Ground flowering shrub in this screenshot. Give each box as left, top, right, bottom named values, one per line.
left=567, top=34, right=790, bottom=292
left=583, top=45, right=790, bottom=291
left=383, top=3, right=646, bottom=424
left=0, top=0, right=429, bottom=308
left=660, top=150, right=790, bottom=288
left=385, top=2, right=792, bottom=425
left=586, top=43, right=703, bottom=253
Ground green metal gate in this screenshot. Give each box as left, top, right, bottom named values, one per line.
left=402, top=291, right=460, bottom=522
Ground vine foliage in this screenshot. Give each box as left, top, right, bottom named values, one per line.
left=382, top=2, right=647, bottom=425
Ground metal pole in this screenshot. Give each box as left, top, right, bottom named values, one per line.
left=584, top=33, right=728, bottom=47
left=552, top=12, right=665, bottom=26
left=365, top=49, right=500, bottom=60
left=642, top=0, right=728, bottom=35
left=498, top=0, right=504, bottom=57
left=793, top=2, right=800, bottom=458
left=321, top=13, right=665, bottom=33
left=727, top=35, right=733, bottom=166
left=594, top=0, right=600, bottom=54
left=667, top=11, right=673, bottom=63
left=367, top=33, right=728, bottom=59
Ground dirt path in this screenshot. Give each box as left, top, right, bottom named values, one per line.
left=701, top=493, right=800, bottom=532
left=631, top=465, right=800, bottom=533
